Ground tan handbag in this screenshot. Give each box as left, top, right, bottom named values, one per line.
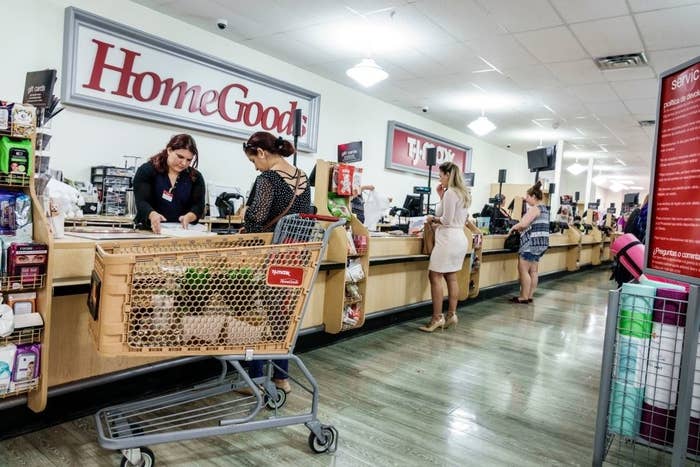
left=422, top=221, right=435, bottom=255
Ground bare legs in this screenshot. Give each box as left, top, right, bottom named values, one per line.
left=421, top=270, right=460, bottom=332
left=527, top=261, right=539, bottom=300
left=517, top=257, right=540, bottom=300
left=428, top=270, right=444, bottom=321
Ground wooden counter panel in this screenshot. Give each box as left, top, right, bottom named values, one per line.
left=580, top=245, right=594, bottom=266
left=301, top=272, right=326, bottom=328
left=365, top=262, right=431, bottom=314
left=369, top=236, right=423, bottom=257
left=49, top=294, right=164, bottom=387
left=479, top=248, right=569, bottom=289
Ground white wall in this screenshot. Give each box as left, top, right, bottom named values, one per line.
left=2, top=0, right=533, bottom=210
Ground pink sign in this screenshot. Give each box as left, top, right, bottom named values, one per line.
left=385, top=121, right=471, bottom=177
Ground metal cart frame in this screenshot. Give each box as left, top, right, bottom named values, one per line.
left=93, top=214, right=345, bottom=466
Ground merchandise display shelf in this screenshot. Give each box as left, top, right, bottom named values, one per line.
left=0, top=274, right=46, bottom=292
left=0, top=378, right=39, bottom=399
left=0, top=172, right=31, bottom=187
left=0, top=326, right=43, bottom=347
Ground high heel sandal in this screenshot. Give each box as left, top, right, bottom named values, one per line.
left=418, top=315, right=445, bottom=332
left=444, top=313, right=458, bottom=329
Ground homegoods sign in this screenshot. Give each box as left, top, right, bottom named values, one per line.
left=62, top=8, right=320, bottom=151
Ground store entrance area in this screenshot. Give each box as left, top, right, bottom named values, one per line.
left=1, top=269, right=611, bottom=466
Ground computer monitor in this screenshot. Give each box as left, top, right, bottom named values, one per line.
left=527, top=145, right=556, bottom=172
left=403, top=194, right=423, bottom=217
left=623, top=192, right=639, bottom=205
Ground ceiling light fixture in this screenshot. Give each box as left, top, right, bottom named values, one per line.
left=592, top=172, right=607, bottom=186
left=346, top=58, right=389, bottom=87
left=567, top=158, right=587, bottom=175
left=467, top=110, right=496, bottom=136
left=609, top=182, right=625, bottom=192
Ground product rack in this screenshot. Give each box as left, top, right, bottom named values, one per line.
left=312, top=159, right=369, bottom=333
left=0, top=103, right=53, bottom=411
left=90, top=165, right=134, bottom=215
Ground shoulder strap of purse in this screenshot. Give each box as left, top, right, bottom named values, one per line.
left=263, top=169, right=301, bottom=230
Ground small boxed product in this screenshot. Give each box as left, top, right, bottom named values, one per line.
left=7, top=243, right=48, bottom=286
left=10, top=343, right=40, bottom=391
left=332, top=164, right=354, bottom=196
left=10, top=104, right=36, bottom=139
left=0, top=344, right=16, bottom=394
left=7, top=292, right=36, bottom=315
left=0, top=136, right=32, bottom=175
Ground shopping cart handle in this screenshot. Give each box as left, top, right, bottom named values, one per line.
left=300, top=213, right=340, bottom=222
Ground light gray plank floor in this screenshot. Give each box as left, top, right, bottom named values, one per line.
left=1, top=269, right=635, bottom=466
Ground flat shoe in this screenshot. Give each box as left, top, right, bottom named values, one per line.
left=509, top=297, right=529, bottom=304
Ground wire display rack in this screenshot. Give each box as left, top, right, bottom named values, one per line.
left=594, top=282, right=700, bottom=466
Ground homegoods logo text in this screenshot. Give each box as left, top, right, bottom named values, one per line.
left=82, top=39, right=306, bottom=136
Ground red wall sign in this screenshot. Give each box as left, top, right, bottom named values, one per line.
left=646, top=56, right=700, bottom=283
left=385, top=121, right=471, bottom=177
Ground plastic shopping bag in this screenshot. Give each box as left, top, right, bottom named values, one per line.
left=363, top=191, right=391, bottom=230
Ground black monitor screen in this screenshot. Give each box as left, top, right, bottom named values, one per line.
left=527, top=145, right=556, bottom=172
left=403, top=194, right=423, bottom=217
left=527, top=148, right=548, bottom=171
left=623, top=192, right=639, bottom=205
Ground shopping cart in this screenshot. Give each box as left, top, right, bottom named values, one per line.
left=91, top=214, right=345, bottom=466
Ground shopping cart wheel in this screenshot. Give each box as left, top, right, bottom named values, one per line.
left=265, top=387, right=287, bottom=410
left=308, top=425, right=338, bottom=453
left=120, top=446, right=155, bottom=467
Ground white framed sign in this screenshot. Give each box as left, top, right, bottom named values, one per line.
left=61, top=7, right=320, bottom=151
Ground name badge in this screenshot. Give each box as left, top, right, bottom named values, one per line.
left=162, top=190, right=173, bottom=202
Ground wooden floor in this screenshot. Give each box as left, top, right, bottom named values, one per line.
left=1, top=269, right=616, bottom=466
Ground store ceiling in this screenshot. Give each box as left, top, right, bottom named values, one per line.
left=132, top=0, right=700, bottom=186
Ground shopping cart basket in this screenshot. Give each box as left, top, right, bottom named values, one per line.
left=91, top=214, right=345, bottom=466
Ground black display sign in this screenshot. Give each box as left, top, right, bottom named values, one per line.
left=338, top=141, right=362, bottom=163
left=588, top=202, right=598, bottom=209
left=464, top=172, right=475, bottom=187
left=607, top=207, right=616, bottom=214
left=23, top=69, right=57, bottom=108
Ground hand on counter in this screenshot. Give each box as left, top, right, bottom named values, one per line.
left=179, top=212, right=197, bottom=229
left=148, top=211, right=166, bottom=234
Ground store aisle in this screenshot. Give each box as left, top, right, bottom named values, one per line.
left=0, top=269, right=612, bottom=466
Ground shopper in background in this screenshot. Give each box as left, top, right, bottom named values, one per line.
left=555, top=205, right=572, bottom=225
left=350, top=184, right=375, bottom=223
left=133, top=134, right=205, bottom=234
left=243, top=131, right=310, bottom=393
left=420, top=161, right=471, bottom=332
left=508, top=181, right=550, bottom=304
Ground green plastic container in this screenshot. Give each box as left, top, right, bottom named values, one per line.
left=618, top=283, right=656, bottom=338
left=0, top=136, right=33, bottom=175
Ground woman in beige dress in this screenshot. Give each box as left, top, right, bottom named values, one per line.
left=420, top=161, right=471, bottom=332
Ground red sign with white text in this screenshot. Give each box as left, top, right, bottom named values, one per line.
left=386, top=122, right=471, bottom=177
left=646, top=58, right=700, bottom=283
left=266, top=266, right=304, bottom=287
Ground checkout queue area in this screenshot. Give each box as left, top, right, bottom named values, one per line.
left=0, top=1, right=673, bottom=466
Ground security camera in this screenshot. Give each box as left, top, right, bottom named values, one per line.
left=217, top=19, right=228, bottom=30
left=421, top=106, right=429, bottom=113
left=506, top=144, right=511, bottom=149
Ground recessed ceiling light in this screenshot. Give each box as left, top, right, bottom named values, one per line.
left=346, top=58, right=389, bottom=87
left=567, top=161, right=587, bottom=175
left=467, top=115, right=496, bottom=136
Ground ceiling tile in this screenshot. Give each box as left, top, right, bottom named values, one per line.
left=635, top=5, right=700, bottom=50
left=628, top=0, right=700, bottom=13
left=502, top=64, right=562, bottom=89
left=463, top=34, right=539, bottom=69
left=569, top=83, right=618, bottom=103
left=550, top=0, right=630, bottom=23
left=515, top=26, right=588, bottom=63
left=413, top=42, right=485, bottom=74
left=413, top=0, right=508, bottom=41
left=646, top=47, right=700, bottom=75
left=570, top=16, right=644, bottom=58
left=242, top=34, right=337, bottom=66
left=384, top=49, right=453, bottom=78
left=477, top=0, right=563, bottom=32
left=383, top=5, right=460, bottom=50
left=611, top=79, right=659, bottom=100
left=586, top=100, right=630, bottom=117
left=624, top=98, right=658, bottom=115
left=546, top=60, right=606, bottom=85
left=602, top=66, right=657, bottom=82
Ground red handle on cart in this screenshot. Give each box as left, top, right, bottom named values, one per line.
left=300, top=213, right=340, bottom=222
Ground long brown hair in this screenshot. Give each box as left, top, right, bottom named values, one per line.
left=150, top=134, right=199, bottom=181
